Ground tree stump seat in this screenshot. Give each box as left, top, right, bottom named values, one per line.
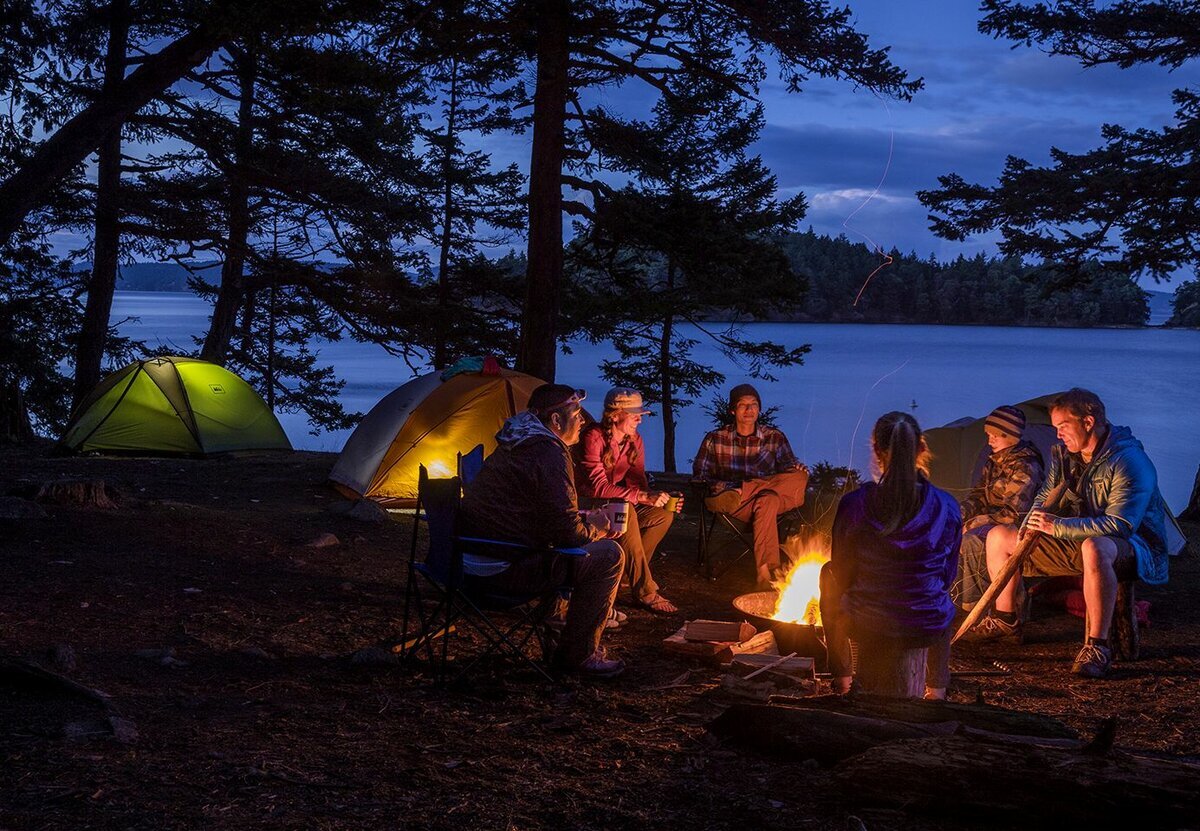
left=853, top=639, right=927, bottom=699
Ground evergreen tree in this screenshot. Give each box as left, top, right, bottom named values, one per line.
left=569, top=74, right=809, bottom=471
left=918, top=1, right=1200, bottom=290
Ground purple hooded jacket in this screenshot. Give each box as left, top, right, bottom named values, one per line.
left=830, top=480, right=961, bottom=641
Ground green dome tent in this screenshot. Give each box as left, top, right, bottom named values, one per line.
left=61, top=356, right=292, bottom=456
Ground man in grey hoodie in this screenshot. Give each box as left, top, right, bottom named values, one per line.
left=968, top=388, right=1170, bottom=679
left=459, top=384, right=626, bottom=678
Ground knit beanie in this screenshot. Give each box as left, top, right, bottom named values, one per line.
left=984, top=405, right=1025, bottom=439
left=728, top=383, right=761, bottom=410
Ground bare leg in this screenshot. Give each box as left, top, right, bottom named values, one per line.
left=1081, top=537, right=1120, bottom=640
left=986, top=524, right=1021, bottom=613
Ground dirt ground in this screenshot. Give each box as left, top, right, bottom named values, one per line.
left=2, top=443, right=1197, bottom=831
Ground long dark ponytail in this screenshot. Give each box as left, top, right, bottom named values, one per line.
left=867, top=411, right=930, bottom=536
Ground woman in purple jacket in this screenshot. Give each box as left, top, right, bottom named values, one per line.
left=820, top=411, right=961, bottom=699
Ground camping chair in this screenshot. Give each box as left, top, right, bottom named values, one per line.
left=691, top=478, right=757, bottom=580
left=457, top=443, right=485, bottom=485
left=692, top=478, right=811, bottom=581
left=399, top=465, right=587, bottom=683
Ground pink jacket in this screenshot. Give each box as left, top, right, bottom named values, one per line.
left=574, top=424, right=649, bottom=503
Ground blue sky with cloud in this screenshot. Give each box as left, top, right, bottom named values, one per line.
left=754, top=0, right=1188, bottom=278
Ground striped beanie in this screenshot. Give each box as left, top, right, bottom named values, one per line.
left=984, top=405, right=1025, bottom=439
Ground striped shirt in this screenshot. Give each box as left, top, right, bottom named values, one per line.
left=693, top=424, right=799, bottom=490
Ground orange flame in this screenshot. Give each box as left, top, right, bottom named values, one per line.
left=771, top=550, right=829, bottom=626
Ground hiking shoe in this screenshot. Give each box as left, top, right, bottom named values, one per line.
left=960, top=615, right=1023, bottom=643
left=705, top=488, right=742, bottom=515
left=574, top=649, right=625, bottom=679
left=1072, top=642, right=1113, bottom=678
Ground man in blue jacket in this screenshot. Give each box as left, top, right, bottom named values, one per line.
left=966, top=388, right=1170, bottom=679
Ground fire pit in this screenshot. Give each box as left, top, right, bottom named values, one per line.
left=732, top=590, right=828, bottom=670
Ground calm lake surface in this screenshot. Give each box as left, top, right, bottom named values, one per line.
left=110, top=291, right=1200, bottom=510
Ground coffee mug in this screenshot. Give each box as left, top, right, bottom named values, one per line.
left=605, top=501, right=629, bottom=536
left=664, top=493, right=684, bottom=513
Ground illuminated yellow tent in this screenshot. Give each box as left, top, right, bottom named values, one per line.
left=328, top=361, right=546, bottom=502
left=60, top=356, right=292, bottom=455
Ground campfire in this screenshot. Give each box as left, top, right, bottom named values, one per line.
left=769, top=550, right=828, bottom=627
left=730, top=540, right=832, bottom=669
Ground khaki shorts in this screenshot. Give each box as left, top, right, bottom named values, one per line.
left=1023, top=535, right=1135, bottom=578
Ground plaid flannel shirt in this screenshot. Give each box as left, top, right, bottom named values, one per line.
left=693, top=424, right=799, bottom=491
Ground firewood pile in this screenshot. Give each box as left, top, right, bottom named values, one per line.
left=664, top=619, right=818, bottom=700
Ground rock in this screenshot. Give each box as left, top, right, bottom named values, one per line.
left=133, top=647, right=175, bottom=661
left=0, top=496, right=47, bottom=520
left=50, top=644, right=76, bottom=673
left=350, top=647, right=399, bottom=667
left=348, top=499, right=389, bottom=524
left=239, top=647, right=274, bottom=661
left=108, top=715, right=139, bottom=744
left=305, top=532, right=340, bottom=549
left=62, top=718, right=111, bottom=741
left=35, top=479, right=119, bottom=509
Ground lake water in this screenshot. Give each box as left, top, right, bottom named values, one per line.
left=110, top=291, right=1200, bottom=510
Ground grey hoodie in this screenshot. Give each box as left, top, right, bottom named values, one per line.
left=459, top=411, right=602, bottom=549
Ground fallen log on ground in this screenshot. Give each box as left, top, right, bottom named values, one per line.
left=769, top=693, right=1078, bottom=739
left=707, top=703, right=958, bottom=764
left=833, top=735, right=1200, bottom=825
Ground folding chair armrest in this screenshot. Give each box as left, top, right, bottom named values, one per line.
left=551, top=547, right=588, bottom=558
left=457, top=535, right=589, bottom=560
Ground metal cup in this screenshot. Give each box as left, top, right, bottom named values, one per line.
left=664, top=493, right=684, bottom=513
left=605, top=501, right=629, bottom=535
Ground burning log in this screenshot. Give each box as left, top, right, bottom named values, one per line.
left=833, top=734, right=1200, bottom=825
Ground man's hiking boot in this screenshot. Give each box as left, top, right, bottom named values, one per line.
left=1072, top=642, right=1113, bottom=679
left=960, top=614, right=1023, bottom=644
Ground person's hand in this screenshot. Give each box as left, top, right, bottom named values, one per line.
left=584, top=508, right=612, bottom=536
left=1026, top=509, right=1057, bottom=535
left=644, top=491, right=670, bottom=509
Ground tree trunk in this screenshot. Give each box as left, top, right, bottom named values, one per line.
left=659, top=260, right=677, bottom=472
left=0, top=20, right=227, bottom=245
left=1181, top=462, right=1200, bottom=522
left=433, top=57, right=460, bottom=371
left=833, top=735, right=1200, bottom=826
left=0, top=379, right=33, bottom=443
left=72, top=0, right=130, bottom=410
left=200, top=41, right=257, bottom=364
left=517, top=0, right=569, bottom=382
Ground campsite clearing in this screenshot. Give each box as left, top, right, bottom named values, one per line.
left=2, top=443, right=1197, bottom=830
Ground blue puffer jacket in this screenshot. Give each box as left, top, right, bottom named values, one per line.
left=1033, top=424, right=1169, bottom=585
left=830, top=480, right=961, bottom=640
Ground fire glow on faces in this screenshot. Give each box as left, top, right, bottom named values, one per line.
left=1050, top=407, right=1096, bottom=455
left=984, top=425, right=1020, bottom=455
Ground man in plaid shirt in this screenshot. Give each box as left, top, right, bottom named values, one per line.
left=693, top=384, right=809, bottom=588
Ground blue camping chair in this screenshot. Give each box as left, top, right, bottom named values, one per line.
left=399, top=463, right=588, bottom=682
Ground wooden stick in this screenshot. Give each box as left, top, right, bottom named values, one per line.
left=743, top=651, right=797, bottom=680
left=952, top=531, right=1041, bottom=644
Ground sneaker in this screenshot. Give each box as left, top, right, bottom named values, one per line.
left=705, top=488, right=742, bottom=515
left=574, top=649, right=625, bottom=679
left=1072, top=642, right=1112, bottom=678
left=959, top=614, right=1023, bottom=643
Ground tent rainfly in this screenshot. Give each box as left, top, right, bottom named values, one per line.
left=329, top=359, right=545, bottom=502
left=60, top=356, right=291, bottom=456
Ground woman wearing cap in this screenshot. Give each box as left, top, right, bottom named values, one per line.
left=574, top=387, right=679, bottom=614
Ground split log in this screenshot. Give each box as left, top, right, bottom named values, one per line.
left=833, top=735, right=1200, bottom=826
left=35, top=479, right=120, bottom=509
left=769, top=693, right=1078, bottom=739
left=708, top=702, right=958, bottom=764
left=684, top=620, right=756, bottom=643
